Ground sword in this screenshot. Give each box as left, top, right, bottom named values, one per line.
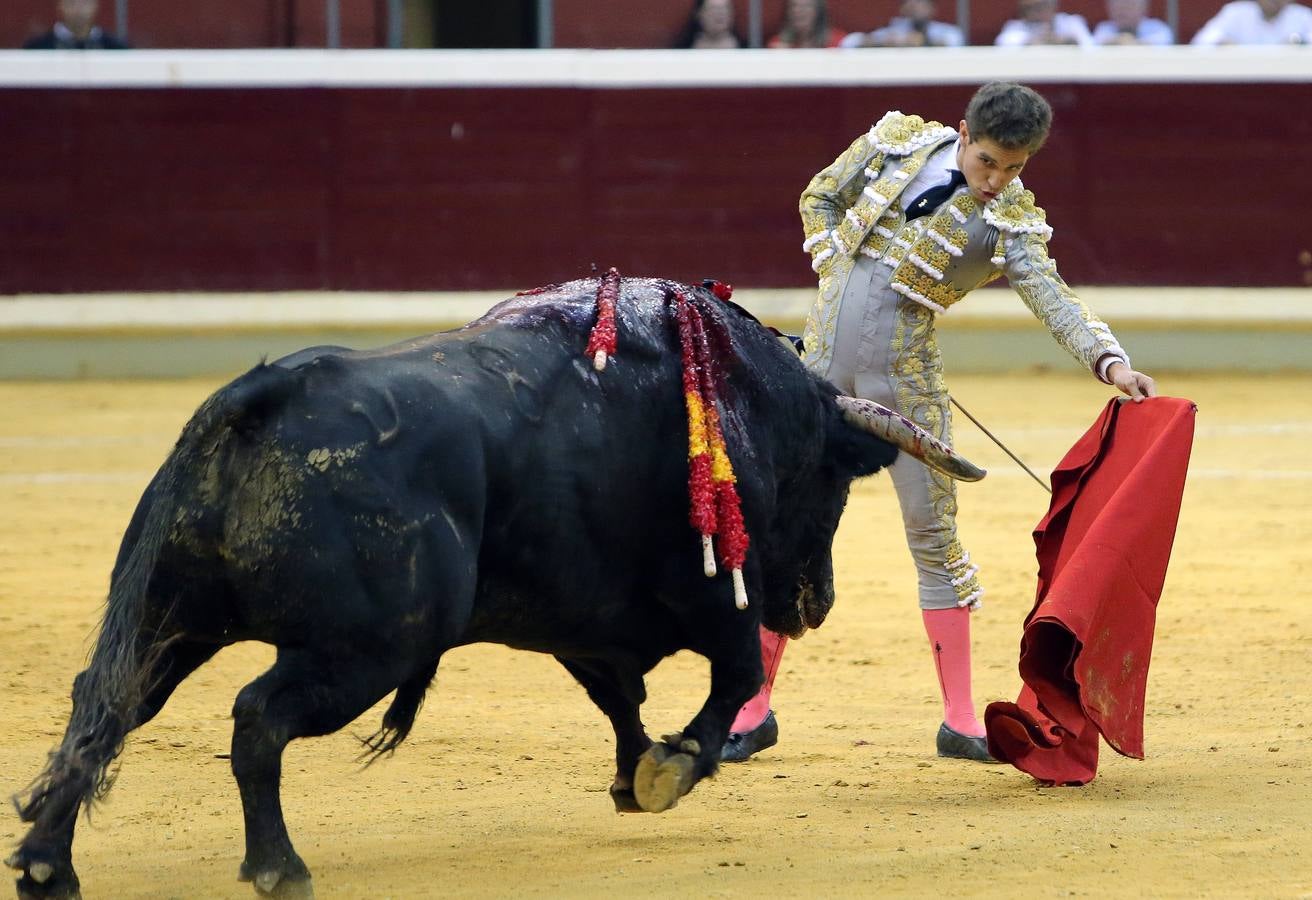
left=949, top=395, right=1051, bottom=494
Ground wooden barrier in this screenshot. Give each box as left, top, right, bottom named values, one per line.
left=1, top=48, right=1308, bottom=292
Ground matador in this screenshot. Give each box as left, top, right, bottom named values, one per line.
left=721, top=82, right=1157, bottom=763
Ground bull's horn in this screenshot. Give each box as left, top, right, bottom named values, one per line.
left=836, top=396, right=986, bottom=482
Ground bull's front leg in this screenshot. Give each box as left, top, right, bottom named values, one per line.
left=632, top=611, right=763, bottom=813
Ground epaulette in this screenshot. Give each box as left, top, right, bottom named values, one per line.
left=866, top=110, right=957, bottom=157
left=981, top=179, right=1053, bottom=239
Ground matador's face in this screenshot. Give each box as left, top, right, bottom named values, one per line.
left=955, top=122, right=1031, bottom=203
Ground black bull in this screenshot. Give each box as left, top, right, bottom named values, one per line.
left=8, top=277, right=982, bottom=899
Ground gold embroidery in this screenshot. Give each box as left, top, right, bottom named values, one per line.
left=883, top=243, right=911, bottom=269
left=1008, top=233, right=1126, bottom=371
left=814, top=175, right=839, bottom=194
left=801, top=208, right=830, bottom=248
left=857, top=230, right=892, bottom=261
left=908, top=242, right=952, bottom=278
left=801, top=258, right=850, bottom=367
left=953, top=195, right=978, bottom=215
left=892, top=301, right=944, bottom=428
left=899, top=157, right=926, bottom=177
left=879, top=114, right=925, bottom=146
left=834, top=140, right=948, bottom=270
left=991, top=231, right=1008, bottom=267
left=869, top=111, right=957, bottom=156
left=943, top=538, right=982, bottom=604
left=982, top=181, right=1051, bottom=238
left=800, top=135, right=887, bottom=262
left=890, top=263, right=966, bottom=311
left=926, top=222, right=970, bottom=256
left=834, top=209, right=873, bottom=256
left=889, top=303, right=981, bottom=606
left=872, top=176, right=904, bottom=201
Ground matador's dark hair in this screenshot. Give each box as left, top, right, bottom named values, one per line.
left=964, top=82, right=1053, bottom=154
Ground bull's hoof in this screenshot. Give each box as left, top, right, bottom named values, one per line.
left=239, top=858, right=314, bottom=899
left=609, top=785, right=644, bottom=814
left=633, top=740, right=698, bottom=813
left=8, top=850, right=81, bottom=900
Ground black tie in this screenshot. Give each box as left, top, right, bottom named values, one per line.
left=905, top=169, right=966, bottom=222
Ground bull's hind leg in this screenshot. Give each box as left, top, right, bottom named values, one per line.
left=130, top=640, right=223, bottom=728
left=229, top=649, right=403, bottom=899
left=9, top=639, right=219, bottom=900
left=556, top=658, right=653, bottom=813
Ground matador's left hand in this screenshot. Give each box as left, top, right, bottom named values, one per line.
left=1108, top=362, right=1157, bottom=403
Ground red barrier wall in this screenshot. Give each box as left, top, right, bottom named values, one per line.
left=1, top=81, right=1307, bottom=292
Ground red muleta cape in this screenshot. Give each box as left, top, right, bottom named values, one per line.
left=984, top=397, right=1196, bottom=785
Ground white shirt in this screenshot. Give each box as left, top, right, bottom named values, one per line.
left=1191, top=1, right=1312, bottom=44
left=1092, top=17, right=1175, bottom=45
left=839, top=18, right=965, bottom=48
left=901, top=141, right=963, bottom=210
left=995, top=13, right=1094, bottom=47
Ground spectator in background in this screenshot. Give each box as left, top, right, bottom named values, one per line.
left=840, top=0, right=965, bottom=47
left=24, top=0, right=128, bottom=49
left=1191, top=0, right=1312, bottom=44
left=995, top=0, right=1094, bottom=46
left=1092, top=0, right=1174, bottom=44
left=675, top=0, right=744, bottom=49
left=768, top=0, right=846, bottom=48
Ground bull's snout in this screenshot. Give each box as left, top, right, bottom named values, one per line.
left=796, top=557, right=836, bottom=631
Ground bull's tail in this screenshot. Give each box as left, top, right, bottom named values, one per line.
left=13, top=364, right=299, bottom=835
left=13, top=472, right=176, bottom=833
left=358, top=660, right=440, bottom=765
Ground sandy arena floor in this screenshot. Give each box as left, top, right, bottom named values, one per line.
left=1, top=372, right=1309, bottom=899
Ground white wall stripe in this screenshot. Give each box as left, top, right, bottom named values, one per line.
left=0, top=47, right=1308, bottom=89
left=4, top=288, right=1310, bottom=332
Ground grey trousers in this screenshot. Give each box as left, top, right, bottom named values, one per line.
left=814, top=256, right=982, bottom=610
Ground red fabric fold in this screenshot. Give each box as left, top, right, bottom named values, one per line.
left=985, top=397, right=1196, bottom=785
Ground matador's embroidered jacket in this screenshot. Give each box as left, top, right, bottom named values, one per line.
left=798, top=111, right=1129, bottom=379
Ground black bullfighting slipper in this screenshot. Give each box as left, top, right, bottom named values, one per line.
left=720, top=710, right=779, bottom=763
left=935, top=722, right=999, bottom=763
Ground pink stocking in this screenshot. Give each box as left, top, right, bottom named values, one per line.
left=729, top=626, right=787, bottom=733
left=922, top=607, right=984, bottom=737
